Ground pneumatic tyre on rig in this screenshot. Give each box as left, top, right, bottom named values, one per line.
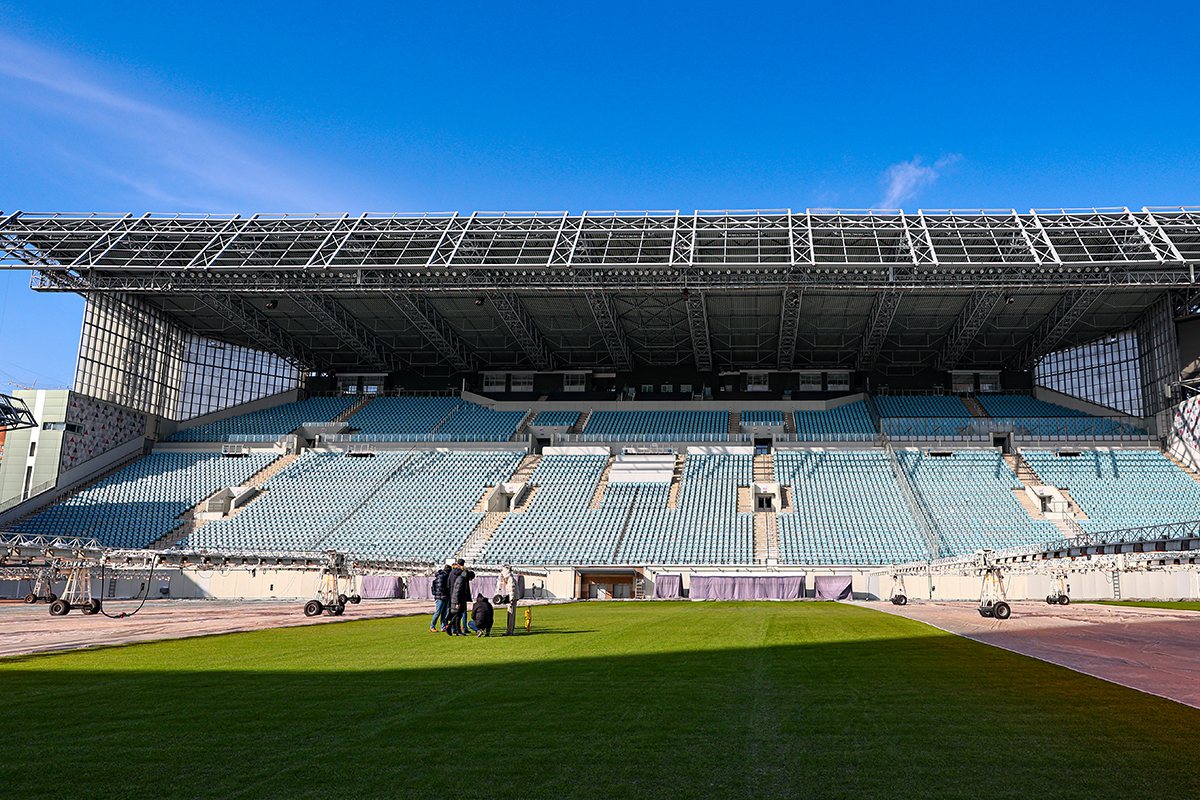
left=1057, top=595, right=1070, bottom=606
left=331, top=603, right=345, bottom=616
left=49, top=599, right=69, bottom=616
left=304, top=600, right=323, bottom=617
left=90, top=599, right=103, bottom=615
left=350, top=595, right=361, bottom=604
left=993, top=601, right=1012, bottom=620
left=338, top=594, right=349, bottom=606
left=23, top=593, right=36, bottom=604
left=978, top=606, right=994, bottom=618
left=47, top=593, right=57, bottom=603
left=892, top=594, right=907, bottom=606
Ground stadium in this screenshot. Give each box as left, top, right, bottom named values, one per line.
left=3, top=208, right=1200, bottom=797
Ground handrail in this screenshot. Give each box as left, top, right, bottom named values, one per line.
left=880, top=431, right=941, bottom=560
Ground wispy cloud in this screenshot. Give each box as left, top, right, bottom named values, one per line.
left=876, top=154, right=962, bottom=210
left=0, top=34, right=356, bottom=212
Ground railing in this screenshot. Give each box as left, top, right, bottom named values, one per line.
left=879, top=415, right=1153, bottom=442
left=0, top=480, right=57, bottom=513
left=323, top=432, right=517, bottom=443
left=774, top=432, right=876, bottom=443
left=556, top=433, right=752, bottom=443
left=880, top=432, right=942, bottom=560
left=227, top=434, right=290, bottom=443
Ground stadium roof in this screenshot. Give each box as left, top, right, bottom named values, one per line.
left=3, top=208, right=1198, bottom=375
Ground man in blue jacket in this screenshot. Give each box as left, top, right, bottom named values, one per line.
left=429, top=564, right=452, bottom=632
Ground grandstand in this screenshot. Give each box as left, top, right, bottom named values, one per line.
left=2, top=208, right=1200, bottom=600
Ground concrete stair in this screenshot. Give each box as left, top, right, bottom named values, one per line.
left=962, top=396, right=990, bottom=418
left=569, top=410, right=592, bottom=434
left=589, top=455, right=615, bottom=509
left=1165, top=450, right=1200, bottom=485
left=457, top=512, right=506, bottom=563
left=512, top=409, right=536, bottom=438
left=737, top=486, right=754, bottom=513
left=510, top=453, right=542, bottom=482
left=753, top=513, right=781, bottom=564
left=334, top=395, right=373, bottom=423
left=1013, top=488, right=1045, bottom=520
left=667, top=453, right=685, bottom=509
left=753, top=453, right=775, bottom=482
left=510, top=485, right=538, bottom=513
left=783, top=412, right=797, bottom=434
left=153, top=451, right=302, bottom=549
left=1003, top=452, right=1042, bottom=487
left=728, top=411, right=741, bottom=434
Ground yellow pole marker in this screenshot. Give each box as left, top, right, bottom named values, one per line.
left=524, top=607, right=532, bottom=633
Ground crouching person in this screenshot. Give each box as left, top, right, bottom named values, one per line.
left=472, top=593, right=494, bottom=638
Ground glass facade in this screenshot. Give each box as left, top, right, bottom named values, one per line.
left=74, top=294, right=299, bottom=421
left=1035, top=294, right=1179, bottom=418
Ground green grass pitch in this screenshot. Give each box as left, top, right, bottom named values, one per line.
left=3, top=602, right=1199, bottom=799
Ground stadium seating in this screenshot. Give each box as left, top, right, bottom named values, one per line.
left=187, top=450, right=522, bottom=557
left=343, top=397, right=461, bottom=435
left=742, top=410, right=785, bottom=424
left=793, top=401, right=876, bottom=441
left=583, top=410, right=727, bottom=439
left=1021, top=449, right=1200, bottom=533
left=482, top=451, right=754, bottom=565
left=342, top=398, right=524, bottom=441
left=14, top=452, right=275, bottom=549
left=532, top=411, right=581, bottom=427
left=616, top=453, right=754, bottom=564
left=976, top=395, right=1146, bottom=438
left=897, top=450, right=1059, bottom=554
left=774, top=450, right=924, bottom=564
left=168, top=397, right=355, bottom=442
left=876, top=396, right=973, bottom=438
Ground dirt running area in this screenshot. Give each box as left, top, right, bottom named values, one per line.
left=864, top=600, right=1200, bottom=709
left=0, top=598, right=445, bottom=658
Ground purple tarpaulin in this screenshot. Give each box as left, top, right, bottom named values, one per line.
left=359, top=575, right=403, bottom=599
left=688, top=575, right=806, bottom=600
left=813, top=575, right=853, bottom=600
left=654, top=574, right=683, bottom=598
left=401, top=573, right=513, bottom=602
left=405, top=575, right=435, bottom=600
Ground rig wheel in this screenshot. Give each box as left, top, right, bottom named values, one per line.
left=1046, top=595, right=1056, bottom=605
left=47, top=593, right=57, bottom=603
left=90, top=599, right=103, bottom=615
left=978, top=606, right=994, bottom=618
left=331, top=603, right=345, bottom=616
left=993, top=601, right=1012, bottom=620
left=338, top=594, right=349, bottom=606
left=1057, top=595, right=1070, bottom=606
left=350, top=595, right=361, bottom=605
left=23, top=593, right=37, bottom=605
left=49, top=599, right=70, bottom=616
left=892, top=594, right=907, bottom=606
left=303, top=600, right=323, bottom=617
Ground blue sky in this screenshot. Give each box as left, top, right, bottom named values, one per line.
left=1, top=0, right=1198, bottom=389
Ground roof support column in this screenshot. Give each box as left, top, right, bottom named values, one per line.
left=857, top=290, right=902, bottom=371
left=491, top=292, right=555, bottom=371
left=936, top=289, right=1005, bottom=371
left=585, top=291, right=633, bottom=371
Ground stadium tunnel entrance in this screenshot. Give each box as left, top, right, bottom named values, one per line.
left=577, top=568, right=643, bottom=600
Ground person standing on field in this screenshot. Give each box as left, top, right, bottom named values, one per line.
left=430, top=564, right=452, bottom=632
left=496, top=563, right=522, bottom=636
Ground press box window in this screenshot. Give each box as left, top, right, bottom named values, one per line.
left=746, top=372, right=770, bottom=392
left=563, top=374, right=586, bottom=392
left=483, top=374, right=506, bottom=392
left=510, top=374, right=534, bottom=392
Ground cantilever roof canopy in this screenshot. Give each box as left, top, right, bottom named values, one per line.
left=2, top=208, right=1197, bottom=375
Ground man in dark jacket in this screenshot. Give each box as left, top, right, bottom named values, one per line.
left=471, top=593, right=494, bottom=637
left=445, top=567, right=474, bottom=636
left=430, top=564, right=452, bottom=632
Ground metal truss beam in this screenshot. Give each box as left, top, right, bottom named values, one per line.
left=490, top=293, right=554, bottom=370
left=198, top=294, right=327, bottom=372
left=857, top=291, right=902, bottom=371
left=1010, top=288, right=1106, bottom=371
left=585, top=291, right=633, bottom=371
left=935, top=289, right=1005, bottom=370
left=382, top=292, right=475, bottom=373
left=289, top=293, right=392, bottom=371
left=684, top=291, right=713, bottom=371
left=777, top=287, right=804, bottom=370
